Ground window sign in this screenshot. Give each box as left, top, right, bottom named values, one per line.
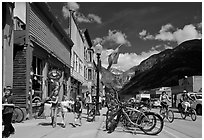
left=48, top=69, right=62, bottom=80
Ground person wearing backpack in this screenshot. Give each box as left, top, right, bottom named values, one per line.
left=73, top=96, right=83, bottom=127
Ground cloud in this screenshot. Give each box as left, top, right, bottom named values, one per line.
left=88, top=14, right=102, bottom=24
left=75, top=12, right=91, bottom=23
left=93, top=30, right=131, bottom=47
left=62, top=2, right=102, bottom=24
left=139, top=30, right=154, bottom=40
left=160, top=24, right=174, bottom=32
left=139, top=23, right=202, bottom=44
left=173, top=24, right=202, bottom=44
left=100, top=47, right=160, bottom=71
left=92, top=37, right=103, bottom=46
left=66, top=2, right=80, bottom=11
left=139, top=30, right=147, bottom=36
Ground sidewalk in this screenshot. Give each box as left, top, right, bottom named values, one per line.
left=10, top=107, right=108, bottom=138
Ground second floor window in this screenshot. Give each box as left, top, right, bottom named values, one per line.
left=88, top=69, right=92, bottom=80
left=89, top=51, right=92, bottom=62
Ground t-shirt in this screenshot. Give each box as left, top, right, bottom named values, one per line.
left=160, top=94, right=168, bottom=102
left=2, top=95, right=15, bottom=114
left=74, top=101, right=82, bottom=113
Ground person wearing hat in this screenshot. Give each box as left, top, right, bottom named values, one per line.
left=2, top=86, right=15, bottom=138
left=180, top=90, right=194, bottom=113
left=159, top=91, right=171, bottom=111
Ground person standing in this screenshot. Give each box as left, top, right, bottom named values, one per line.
left=73, top=96, right=83, bottom=127
left=2, top=86, right=15, bottom=138
left=85, top=91, right=91, bottom=115
left=49, top=81, right=60, bottom=128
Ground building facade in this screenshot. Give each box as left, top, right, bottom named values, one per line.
left=2, top=2, right=15, bottom=90
left=69, top=12, right=85, bottom=100
left=82, top=29, right=96, bottom=99
left=13, top=2, right=73, bottom=117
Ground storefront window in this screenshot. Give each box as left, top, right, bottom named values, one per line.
left=32, top=56, right=43, bottom=98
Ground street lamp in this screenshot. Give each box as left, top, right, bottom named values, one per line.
left=95, top=44, right=103, bottom=116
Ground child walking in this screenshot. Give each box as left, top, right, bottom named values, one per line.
left=73, top=96, right=83, bottom=127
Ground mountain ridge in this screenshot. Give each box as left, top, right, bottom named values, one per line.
left=119, top=39, right=202, bottom=95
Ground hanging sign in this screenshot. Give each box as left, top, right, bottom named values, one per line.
left=48, top=69, right=62, bottom=80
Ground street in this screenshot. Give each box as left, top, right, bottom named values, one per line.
left=8, top=108, right=202, bottom=138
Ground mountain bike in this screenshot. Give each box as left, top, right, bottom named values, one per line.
left=159, top=103, right=174, bottom=123
left=180, top=106, right=197, bottom=121
left=106, top=99, right=164, bottom=135
left=105, top=88, right=164, bottom=135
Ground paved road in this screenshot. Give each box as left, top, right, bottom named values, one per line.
left=97, top=108, right=202, bottom=138
left=8, top=108, right=202, bottom=138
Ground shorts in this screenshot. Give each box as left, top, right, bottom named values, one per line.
left=74, top=112, right=81, bottom=119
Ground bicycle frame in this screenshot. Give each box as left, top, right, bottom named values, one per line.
left=123, top=106, right=151, bottom=127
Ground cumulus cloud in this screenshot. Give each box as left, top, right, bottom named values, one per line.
left=93, top=30, right=131, bottom=47
left=62, top=2, right=102, bottom=24
left=160, top=24, right=174, bottom=32
left=92, top=37, right=103, bottom=46
left=139, top=30, right=154, bottom=40
left=139, top=23, right=202, bottom=44
left=106, top=30, right=131, bottom=46
left=88, top=14, right=102, bottom=24
left=100, top=47, right=160, bottom=71
left=66, top=2, right=80, bottom=11
left=173, top=24, right=202, bottom=44
left=139, top=30, right=147, bottom=36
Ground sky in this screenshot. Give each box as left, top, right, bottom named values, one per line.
left=13, top=1, right=202, bottom=71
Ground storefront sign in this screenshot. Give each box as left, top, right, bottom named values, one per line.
left=48, top=69, right=62, bottom=80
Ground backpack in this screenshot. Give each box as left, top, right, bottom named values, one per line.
left=74, top=101, right=81, bottom=112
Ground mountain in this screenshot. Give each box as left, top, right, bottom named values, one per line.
left=119, top=39, right=202, bottom=95
left=110, top=68, right=124, bottom=75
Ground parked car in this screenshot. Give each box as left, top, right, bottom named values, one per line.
left=151, top=99, right=161, bottom=108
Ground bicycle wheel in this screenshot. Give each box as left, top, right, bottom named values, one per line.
left=87, top=109, right=95, bottom=122
left=106, top=112, right=120, bottom=133
left=190, top=109, right=197, bottom=121
left=140, top=112, right=164, bottom=135
left=159, top=108, right=166, bottom=119
left=167, top=110, right=174, bottom=123
left=12, top=107, right=24, bottom=123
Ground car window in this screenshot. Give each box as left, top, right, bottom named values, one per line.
left=191, top=96, right=196, bottom=100
left=196, top=95, right=202, bottom=99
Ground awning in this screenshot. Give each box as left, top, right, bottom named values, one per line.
left=14, top=30, right=26, bottom=46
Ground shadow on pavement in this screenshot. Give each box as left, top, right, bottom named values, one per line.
left=38, top=122, right=52, bottom=126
